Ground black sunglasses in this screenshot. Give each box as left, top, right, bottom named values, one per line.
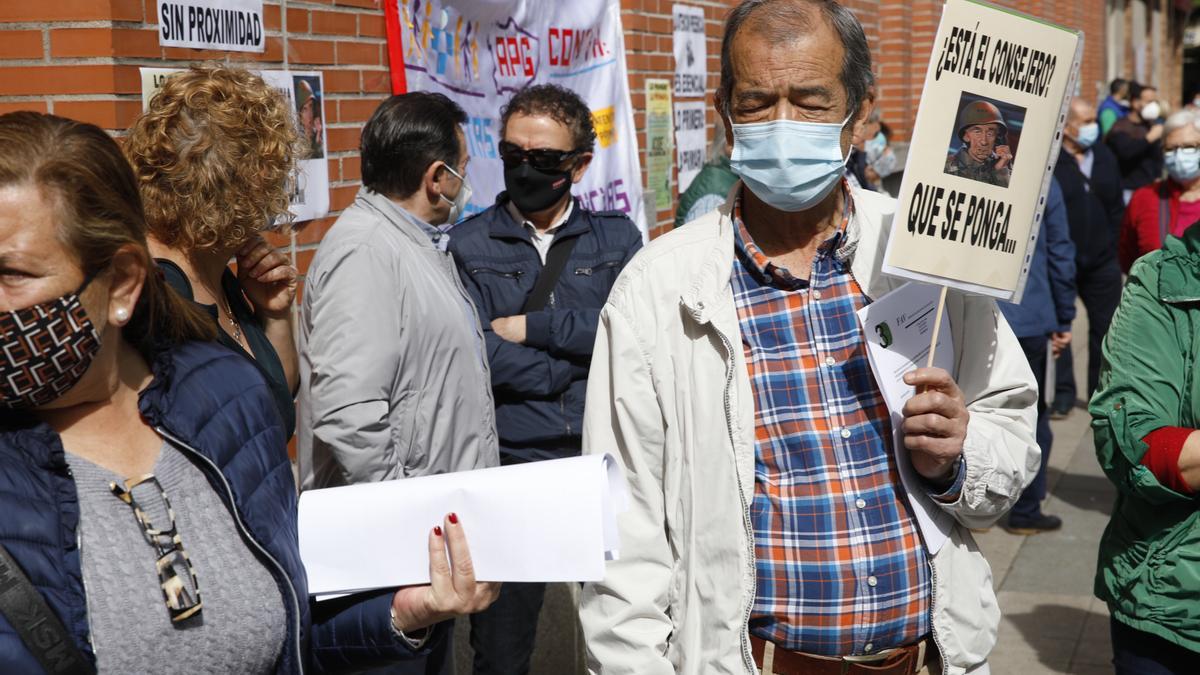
left=498, top=141, right=582, bottom=171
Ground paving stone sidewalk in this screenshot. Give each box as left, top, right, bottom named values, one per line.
left=974, top=401, right=1115, bottom=675
left=974, top=308, right=1117, bottom=675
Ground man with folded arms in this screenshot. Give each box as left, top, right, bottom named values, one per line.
left=450, top=83, right=642, bottom=675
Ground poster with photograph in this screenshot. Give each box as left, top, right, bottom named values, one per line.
left=881, top=0, right=1082, bottom=301
left=139, top=67, right=329, bottom=223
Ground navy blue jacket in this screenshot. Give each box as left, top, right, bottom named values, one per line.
left=0, top=341, right=438, bottom=673
left=999, top=178, right=1077, bottom=338
left=449, top=197, right=642, bottom=462
left=1054, top=142, right=1125, bottom=270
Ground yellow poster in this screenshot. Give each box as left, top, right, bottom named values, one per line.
left=646, top=79, right=674, bottom=212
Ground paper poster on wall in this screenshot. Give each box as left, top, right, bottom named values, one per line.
left=392, top=0, right=646, bottom=236
left=674, top=100, right=707, bottom=193
left=672, top=4, right=706, bottom=99
left=646, top=79, right=674, bottom=212
left=881, top=0, right=1081, bottom=302
left=140, top=67, right=329, bottom=223
left=156, top=0, right=265, bottom=53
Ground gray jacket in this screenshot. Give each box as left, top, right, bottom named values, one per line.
left=298, top=188, right=499, bottom=488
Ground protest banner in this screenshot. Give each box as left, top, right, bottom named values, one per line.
left=674, top=100, right=707, bottom=193
left=389, top=0, right=646, bottom=235
left=646, top=79, right=674, bottom=212
left=140, top=67, right=329, bottom=224
left=156, top=0, right=265, bottom=53
left=672, top=4, right=707, bottom=194
left=881, top=0, right=1082, bottom=302
left=672, top=4, right=706, bottom=99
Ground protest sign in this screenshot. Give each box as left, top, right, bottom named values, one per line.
left=646, top=79, right=674, bottom=212
left=674, top=100, right=707, bottom=193
left=391, top=0, right=646, bottom=235
left=881, top=0, right=1082, bottom=302
left=672, top=4, right=706, bottom=99
left=156, top=0, right=265, bottom=53
left=140, top=67, right=329, bottom=224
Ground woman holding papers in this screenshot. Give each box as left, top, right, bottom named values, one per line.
left=0, top=111, right=498, bottom=673
left=1091, top=202, right=1200, bottom=672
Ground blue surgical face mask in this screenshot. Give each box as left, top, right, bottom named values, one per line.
left=1075, top=122, right=1099, bottom=150
left=1166, top=148, right=1200, bottom=182
left=729, top=115, right=851, bottom=212
left=864, top=131, right=887, bottom=163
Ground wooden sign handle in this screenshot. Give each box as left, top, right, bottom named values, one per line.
left=926, top=285, right=949, bottom=369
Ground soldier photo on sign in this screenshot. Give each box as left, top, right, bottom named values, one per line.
left=944, top=92, right=1026, bottom=188
left=294, top=76, right=324, bottom=160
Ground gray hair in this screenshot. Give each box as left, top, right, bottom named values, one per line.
left=1164, top=109, right=1200, bottom=138
left=718, top=0, right=873, bottom=120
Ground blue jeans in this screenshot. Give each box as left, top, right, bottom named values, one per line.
left=1111, top=618, right=1199, bottom=674
left=1012, top=336, right=1051, bottom=521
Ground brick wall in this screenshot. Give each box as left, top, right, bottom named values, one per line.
left=623, top=0, right=1112, bottom=237
left=0, top=0, right=1154, bottom=250
left=0, top=0, right=389, bottom=268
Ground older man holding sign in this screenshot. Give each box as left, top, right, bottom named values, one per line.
left=578, top=0, right=1040, bottom=673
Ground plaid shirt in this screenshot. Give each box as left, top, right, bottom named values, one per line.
left=731, top=195, right=931, bottom=657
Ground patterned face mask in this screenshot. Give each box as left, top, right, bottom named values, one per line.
left=1, top=279, right=102, bottom=409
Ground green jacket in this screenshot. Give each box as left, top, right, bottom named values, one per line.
left=1090, top=225, right=1200, bottom=653
left=673, top=156, right=739, bottom=228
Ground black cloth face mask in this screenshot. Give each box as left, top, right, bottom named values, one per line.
left=504, top=162, right=573, bottom=214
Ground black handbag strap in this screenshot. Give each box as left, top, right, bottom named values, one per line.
left=522, top=235, right=579, bottom=313
left=0, top=543, right=93, bottom=674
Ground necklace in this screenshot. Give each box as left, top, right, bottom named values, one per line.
left=219, top=296, right=243, bottom=344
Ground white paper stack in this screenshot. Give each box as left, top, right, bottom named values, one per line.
left=857, top=282, right=957, bottom=554
left=299, top=454, right=628, bottom=596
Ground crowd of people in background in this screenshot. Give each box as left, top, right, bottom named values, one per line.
left=6, top=0, right=1200, bottom=673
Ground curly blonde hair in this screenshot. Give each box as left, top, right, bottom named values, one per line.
left=125, top=64, right=300, bottom=253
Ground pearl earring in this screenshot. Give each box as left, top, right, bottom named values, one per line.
left=115, top=307, right=129, bottom=322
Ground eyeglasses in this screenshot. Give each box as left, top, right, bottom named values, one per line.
left=498, top=141, right=581, bottom=171
left=110, top=474, right=202, bottom=623
left=1165, top=145, right=1200, bottom=155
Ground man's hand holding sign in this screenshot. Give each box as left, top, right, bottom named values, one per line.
left=903, top=368, right=970, bottom=488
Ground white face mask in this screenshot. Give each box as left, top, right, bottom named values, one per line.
left=439, top=163, right=472, bottom=224
left=1141, top=101, right=1161, bottom=122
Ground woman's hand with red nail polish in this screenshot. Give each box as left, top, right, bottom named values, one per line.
left=389, top=513, right=502, bottom=634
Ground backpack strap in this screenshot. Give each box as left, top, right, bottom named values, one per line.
left=0, top=543, right=93, bottom=674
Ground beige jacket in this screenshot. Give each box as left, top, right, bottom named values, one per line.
left=579, top=185, right=1038, bottom=675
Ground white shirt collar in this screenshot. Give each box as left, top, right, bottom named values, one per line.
left=506, top=199, right=574, bottom=237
